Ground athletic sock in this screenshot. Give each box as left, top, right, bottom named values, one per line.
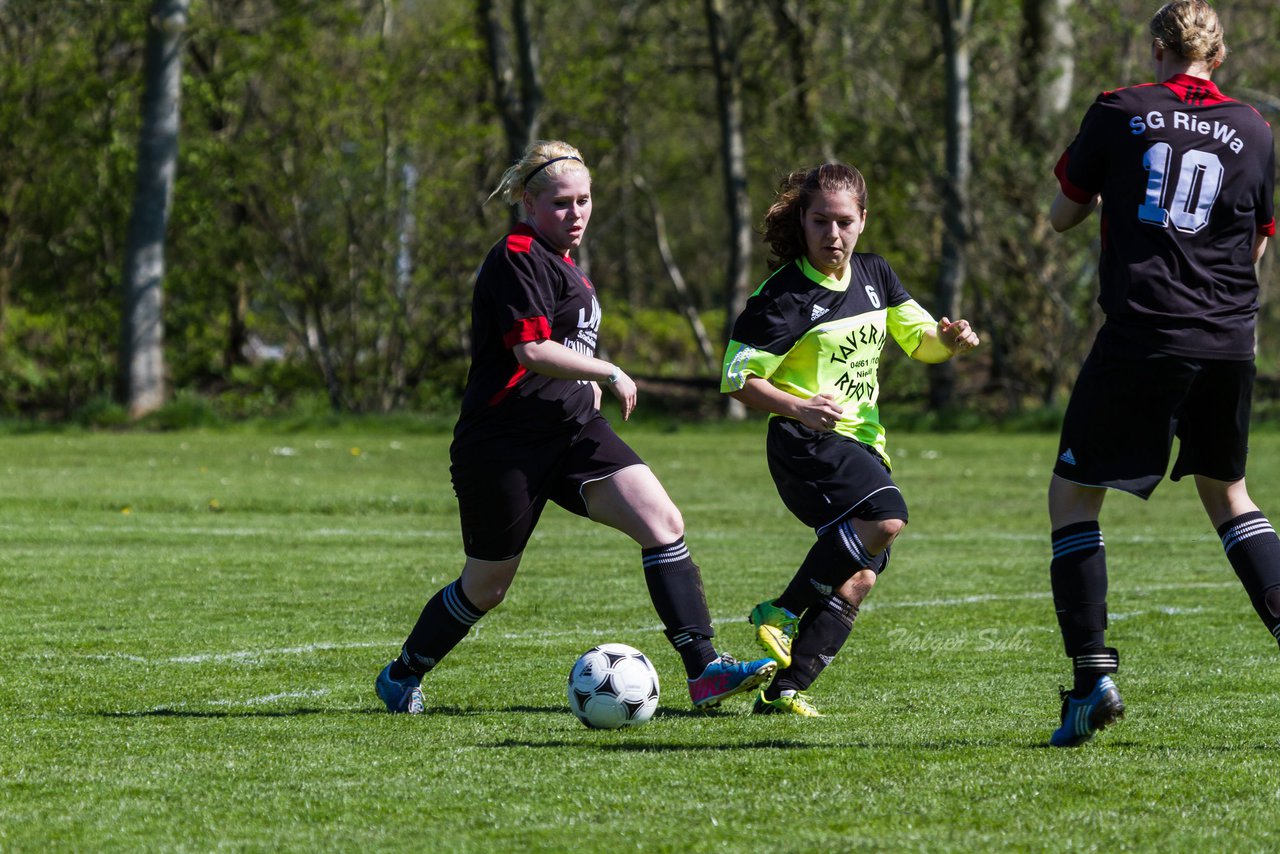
left=642, top=538, right=717, bottom=677
left=1049, top=521, right=1115, bottom=696
left=766, top=593, right=857, bottom=699
left=394, top=578, right=486, bottom=678
left=775, top=521, right=880, bottom=615
left=1219, top=511, right=1280, bottom=647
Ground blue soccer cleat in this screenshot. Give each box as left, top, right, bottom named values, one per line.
left=376, top=661, right=425, bottom=714
left=688, top=654, right=777, bottom=709
left=1050, top=675, right=1124, bottom=747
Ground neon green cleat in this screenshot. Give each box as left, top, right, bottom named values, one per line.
left=748, top=599, right=799, bottom=668
left=751, top=689, right=822, bottom=717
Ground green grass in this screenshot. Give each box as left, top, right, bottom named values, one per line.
left=2, top=427, right=1280, bottom=851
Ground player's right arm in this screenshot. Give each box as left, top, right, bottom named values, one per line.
left=1049, top=189, right=1099, bottom=233
left=728, top=376, right=842, bottom=432
left=512, top=339, right=637, bottom=420
left=1254, top=233, right=1269, bottom=265
left=1050, top=94, right=1111, bottom=233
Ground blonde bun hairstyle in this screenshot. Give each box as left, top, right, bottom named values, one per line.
left=1150, top=0, right=1227, bottom=66
left=487, top=140, right=590, bottom=207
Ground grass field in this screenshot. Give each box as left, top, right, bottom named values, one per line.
left=3, top=425, right=1280, bottom=851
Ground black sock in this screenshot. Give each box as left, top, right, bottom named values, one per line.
left=1219, top=511, right=1280, bottom=647
left=392, top=578, right=486, bottom=679
left=642, top=538, right=717, bottom=677
left=1050, top=522, right=1114, bottom=696
left=767, top=593, right=857, bottom=698
left=775, top=523, right=875, bottom=615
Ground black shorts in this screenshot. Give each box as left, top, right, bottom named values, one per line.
left=1054, top=339, right=1254, bottom=499
left=766, top=418, right=909, bottom=536
left=450, top=414, right=645, bottom=560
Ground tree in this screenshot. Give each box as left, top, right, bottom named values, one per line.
left=704, top=0, right=751, bottom=416
left=1015, top=0, right=1075, bottom=147
left=928, top=0, right=974, bottom=411
left=479, top=0, right=542, bottom=163
left=119, top=0, right=189, bottom=417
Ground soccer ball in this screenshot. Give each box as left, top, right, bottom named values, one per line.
left=567, top=643, right=660, bottom=729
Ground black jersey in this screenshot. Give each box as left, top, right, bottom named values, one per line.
left=721, top=254, right=935, bottom=464
left=1055, top=73, right=1276, bottom=359
left=454, top=223, right=600, bottom=444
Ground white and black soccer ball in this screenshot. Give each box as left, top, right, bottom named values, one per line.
left=567, top=643, right=660, bottom=729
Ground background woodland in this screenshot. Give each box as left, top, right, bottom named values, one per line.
left=1, top=0, right=1277, bottom=423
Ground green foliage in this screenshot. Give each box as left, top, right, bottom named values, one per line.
left=4, top=429, right=1280, bottom=849
left=1, top=0, right=1278, bottom=419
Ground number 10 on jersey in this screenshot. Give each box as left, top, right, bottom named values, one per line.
left=1138, top=143, right=1224, bottom=234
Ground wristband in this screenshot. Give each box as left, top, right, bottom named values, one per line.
left=606, top=365, right=622, bottom=385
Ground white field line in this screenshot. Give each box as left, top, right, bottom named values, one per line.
left=10, top=524, right=453, bottom=540
left=71, top=579, right=1238, bottom=667
left=0, top=521, right=1223, bottom=545
left=207, top=689, right=330, bottom=707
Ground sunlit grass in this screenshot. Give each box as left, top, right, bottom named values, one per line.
left=2, top=427, right=1279, bottom=850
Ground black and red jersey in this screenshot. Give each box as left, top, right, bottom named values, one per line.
left=454, top=223, right=600, bottom=443
left=1055, top=73, right=1276, bottom=358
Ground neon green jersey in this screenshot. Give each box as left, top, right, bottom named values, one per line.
left=721, top=254, right=936, bottom=466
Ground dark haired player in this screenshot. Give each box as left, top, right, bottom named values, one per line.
left=1046, top=0, right=1276, bottom=746
left=723, top=162, right=978, bottom=716
left=375, top=140, right=774, bottom=714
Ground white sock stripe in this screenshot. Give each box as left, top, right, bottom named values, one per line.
left=443, top=582, right=483, bottom=625
left=836, top=521, right=873, bottom=567
left=1271, top=624, right=1280, bottom=639
left=1221, top=519, right=1276, bottom=552
left=1073, top=649, right=1119, bottom=671
left=642, top=543, right=691, bottom=568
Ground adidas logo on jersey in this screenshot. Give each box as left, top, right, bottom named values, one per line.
left=810, top=304, right=829, bottom=322
left=1059, top=448, right=1077, bottom=466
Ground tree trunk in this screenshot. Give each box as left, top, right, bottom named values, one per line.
left=633, top=175, right=718, bottom=373
left=119, top=0, right=188, bottom=418
left=704, top=0, right=752, bottom=417
left=928, top=0, right=973, bottom=411
left=767, top=0, right=833, bottom=162
left=1015, top=0, right=1075, bottom=146
left=480, top=0, right=542, bottom=164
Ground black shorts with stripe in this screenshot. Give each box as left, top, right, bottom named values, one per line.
left=450, top=413, right=645, bottom=561
left=1054, top=333, right=1254, bottom=499
left=766, top=417, right=908, bottom=536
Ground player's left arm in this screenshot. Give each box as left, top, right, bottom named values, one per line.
left=885, top=296, right=979, bottom=364
left=1255, top=234, right=1269, bottom=265
left=912, top=317, right=980, bottom=364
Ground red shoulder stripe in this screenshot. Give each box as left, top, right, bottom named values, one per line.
left=506, top=233, right=534, bottom=254
left=502, top=316, right=551, bottom=348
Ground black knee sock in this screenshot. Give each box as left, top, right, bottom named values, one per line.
left=642, top=538, right=717, bottom=677
left=1219, top=511, right=1280, bottom=647
left=1050, top=522, right=1117, bottom=695
left=775, top=521, right=878, bottom=616
left=768, top=593, right=857, bottom=698
left=392, top=578, right=486, bottom=679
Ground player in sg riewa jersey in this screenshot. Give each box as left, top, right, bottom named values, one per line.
left=1046, top=0, right=1276, bottom=747
left=374, top=140, right=775, bottom=716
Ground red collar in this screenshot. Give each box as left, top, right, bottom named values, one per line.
left=1161, top=73, right=1226, bottom=104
